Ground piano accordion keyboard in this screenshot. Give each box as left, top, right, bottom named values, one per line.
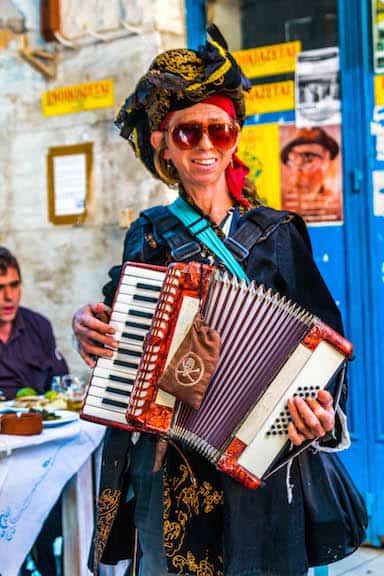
left=81, top=263, right=166, bottom=428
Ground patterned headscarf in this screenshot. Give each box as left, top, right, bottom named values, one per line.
left=114, top=25, right=251, bottom=180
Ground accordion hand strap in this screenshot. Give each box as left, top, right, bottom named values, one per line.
left=169, top=196, right=250, bottom=282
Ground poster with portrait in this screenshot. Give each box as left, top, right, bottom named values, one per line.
left=295, top=47, right=341, bottom=127
left=279, top=124, right=343, bottom=224
left=373, top=0, right=384, bottom=73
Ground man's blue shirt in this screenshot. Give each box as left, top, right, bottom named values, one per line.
left=0, top=306, right=68, bottom=399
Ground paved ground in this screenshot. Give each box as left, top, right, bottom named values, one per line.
left=309, top=546, right=384, bottom=576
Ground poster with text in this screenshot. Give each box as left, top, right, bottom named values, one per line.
left=279, top=124, right=343, bottom=224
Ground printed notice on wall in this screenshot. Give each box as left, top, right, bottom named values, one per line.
left=372, top=0, right=384, bottom=73
left=295, top=47, right=341, bottom=128
left=42, top=79, right=114, bottom=117
left=53, top=154, right=87, bottom=215
left=244, top=81, right=295, bottom=116
left=233, top=41, right=301, bottom=79
left=374, top=74, right=384, bottom=106
left=279, top=124, right=343, bottom=224
left=370, top=108, right=384, bottom=159
left=47, top=142, right=93, bottom=225
left=373, top=170, right=384, bottom=216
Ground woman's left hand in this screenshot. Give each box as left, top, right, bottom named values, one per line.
left=287, top=389, right=335, bottom=446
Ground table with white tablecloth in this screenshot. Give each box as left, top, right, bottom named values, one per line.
left=0, top=416, right=105, bottom=576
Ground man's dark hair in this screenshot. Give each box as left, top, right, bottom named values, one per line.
left=0, top=246, right=21, bottom=278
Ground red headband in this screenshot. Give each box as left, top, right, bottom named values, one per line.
left=202, top=95, right=237, bottom=119
left=160, top=96, right=250, bottom=207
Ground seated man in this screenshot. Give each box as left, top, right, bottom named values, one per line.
left=0, top=246, right=68, bottom=576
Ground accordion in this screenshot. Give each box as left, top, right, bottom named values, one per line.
left=81, top=262, right=353, bottom=488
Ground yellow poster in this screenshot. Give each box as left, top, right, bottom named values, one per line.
left=234, top=41, right=301, bottom=79
left=245, top=81, right=295, bottom=115
left=42, top=79, right=114, bottom=117
left=374, top=74, right=384, bottom=106
left=238, top=124, right=281, bottom=208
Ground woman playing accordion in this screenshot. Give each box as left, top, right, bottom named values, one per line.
left=72, top=26, right=354, bottom=576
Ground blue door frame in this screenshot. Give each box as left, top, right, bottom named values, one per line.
left=185, top=0, right=383, bottom=546
left=336, top=0, right=381, bottom=546
left=185, top=0, right=206, bottom=48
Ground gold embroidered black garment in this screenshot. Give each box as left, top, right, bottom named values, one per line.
left=89, top=428, right=134, bottom=574
left=93, top=488, right=122, bottom=569
left=163, top=443, right=224, bottom=576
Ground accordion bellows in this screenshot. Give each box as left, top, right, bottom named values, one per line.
left=81, top=262, right=353, bottom=488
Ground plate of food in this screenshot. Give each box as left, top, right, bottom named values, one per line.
left=7, top=390, right=68, bottom=412
left=32, top=409, right=80, bottom=428
left=1, top=403, right=29, bottom=413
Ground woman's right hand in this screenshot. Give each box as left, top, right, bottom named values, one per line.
left=72, top=302, right=118, bottom=368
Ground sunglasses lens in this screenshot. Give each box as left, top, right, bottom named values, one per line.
left=171, top=123, right=238, bottom=150
left=172, top=124, right=202, bottom=149
left=208, top=124, right=238, bottom=149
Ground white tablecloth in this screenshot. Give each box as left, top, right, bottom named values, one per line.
left=0, top=417, right=105, bottom=576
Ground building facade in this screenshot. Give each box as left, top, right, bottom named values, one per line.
left=1, top=0, right=382, bottom=547
left=1, top=0, right=184, bottom=375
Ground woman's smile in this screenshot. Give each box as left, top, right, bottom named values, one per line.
left=191, top=157, right=217, bottom=168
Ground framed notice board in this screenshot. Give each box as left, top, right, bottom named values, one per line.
left=47, top=142, right=93, bottom=225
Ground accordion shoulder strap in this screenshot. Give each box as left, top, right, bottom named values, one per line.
left=224, top=206, right=295, bottom=262
left=141, top=203, right=296, bottom=264
left=168, top=197, right=248, bottom=281
left=141, top=205, right=202, bottom=261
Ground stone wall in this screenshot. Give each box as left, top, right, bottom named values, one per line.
left=1, top=0, right=185, bottom=377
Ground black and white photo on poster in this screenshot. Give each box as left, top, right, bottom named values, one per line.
left=372, top=0, right=384, bottom=73
left=295, top=47, right=341, bottom=127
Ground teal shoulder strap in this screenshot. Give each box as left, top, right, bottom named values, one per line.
left=168, top=197, right=249, bottom=282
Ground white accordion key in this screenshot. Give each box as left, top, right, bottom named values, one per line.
left=81, top=262, right=167, bottom=429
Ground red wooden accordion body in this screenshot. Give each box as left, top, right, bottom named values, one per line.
left=126, top=261, right=213, bottom=433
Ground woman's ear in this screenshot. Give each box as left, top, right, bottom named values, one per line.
left=150, top=131, right=163, bottom=150
left=151, top=130, right=172, bottom=160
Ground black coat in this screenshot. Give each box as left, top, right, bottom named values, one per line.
left=91, top=204, right=344, bottom=575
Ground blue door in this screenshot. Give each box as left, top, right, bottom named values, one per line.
left=186, top=0, right=383, bottom=543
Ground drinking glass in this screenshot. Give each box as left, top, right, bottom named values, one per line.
left=63, top=376, right=86, bottom=412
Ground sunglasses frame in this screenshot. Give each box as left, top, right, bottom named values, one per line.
left=167, top=121, right=240, bottom=151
